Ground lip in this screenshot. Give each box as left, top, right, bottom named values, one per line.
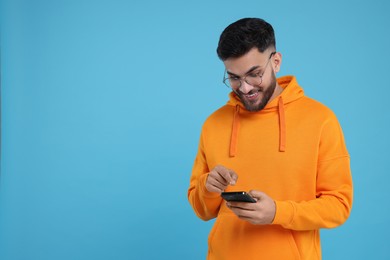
left=243, top=91, right=260, bottom=101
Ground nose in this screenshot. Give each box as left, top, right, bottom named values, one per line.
left=238, top=80, right=254, bottom=94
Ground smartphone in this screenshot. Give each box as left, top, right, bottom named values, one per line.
left=221, top=191, right=256, bottom=203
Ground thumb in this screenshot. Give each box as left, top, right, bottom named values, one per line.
left=248, top=190, right=267, bottom=200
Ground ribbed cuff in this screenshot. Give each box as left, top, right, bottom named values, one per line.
left=272, top=200, right=295, bottom=226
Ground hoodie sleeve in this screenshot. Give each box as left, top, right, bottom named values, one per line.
left=187, top=131, right=223, bottom=221
left=272, top=113, right=353, bottom=230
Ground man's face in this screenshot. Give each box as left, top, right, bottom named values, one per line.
left=223, top=48, right=280, bottom=112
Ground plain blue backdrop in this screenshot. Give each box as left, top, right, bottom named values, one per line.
left=1, top=0, right=389, bottom=259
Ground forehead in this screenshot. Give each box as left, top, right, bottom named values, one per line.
left=223, top=48, right=269, bottom=75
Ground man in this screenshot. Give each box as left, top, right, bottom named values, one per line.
left=187, top=18, right=353, bottom=260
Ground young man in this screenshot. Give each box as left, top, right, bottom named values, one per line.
left=187, top=18, right=353, bottom=260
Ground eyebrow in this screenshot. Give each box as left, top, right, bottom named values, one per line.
left=226, top=65, right=261, bottom=77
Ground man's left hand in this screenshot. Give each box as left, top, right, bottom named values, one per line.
left=226, top=190, right=276, bottom=225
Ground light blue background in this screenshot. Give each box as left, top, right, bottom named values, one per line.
left=1, top=0, right=389, bottom=259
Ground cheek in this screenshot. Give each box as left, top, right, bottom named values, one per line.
left=265, top=70, right=277, bottom=86
left=261, top=76, right=276, bottom=95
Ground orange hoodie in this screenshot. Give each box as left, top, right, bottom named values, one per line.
left=188, top=76, right=353, bottom=260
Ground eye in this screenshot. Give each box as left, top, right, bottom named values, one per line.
left=247, top=71, right=261, bottom=78
left=229, top=76, right=240, bottom=81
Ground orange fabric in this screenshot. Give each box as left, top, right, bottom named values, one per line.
left=229, top=105, right=240, bottom=157
left=278, top=96, right=286, bottom=152
left=188, top=76, right=353, bottom=260
left=230, top=97, right=286, bottom=156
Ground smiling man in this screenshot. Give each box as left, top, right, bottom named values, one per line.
left=188, top=18, right=353, bottom=260
left=223, top=48, right=281, bottom=112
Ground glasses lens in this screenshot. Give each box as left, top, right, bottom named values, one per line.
left=224, top=77, right=240, bottom=89
left=245, top=76, right=262, bottom=87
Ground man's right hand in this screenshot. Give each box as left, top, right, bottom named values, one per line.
left=205, top=165, right=238, bottom=193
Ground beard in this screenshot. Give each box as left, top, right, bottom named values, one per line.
left=235, top=72, right=277, bottom=112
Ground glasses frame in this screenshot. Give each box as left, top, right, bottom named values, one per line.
left=222, top=51, right=276, bottom=90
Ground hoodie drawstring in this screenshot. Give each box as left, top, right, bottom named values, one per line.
left=229, top=105, right=240, bottom=157
left=278, top=97, right=286, bottom=152
left=229, top=98, right=287, bottom=157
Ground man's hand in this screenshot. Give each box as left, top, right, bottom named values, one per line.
left=226, top=190, right=276, bottom=225
left=205, top=165, right=238, bottom=193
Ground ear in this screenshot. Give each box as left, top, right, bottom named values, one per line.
left=273, top=52, right=282, bottom=73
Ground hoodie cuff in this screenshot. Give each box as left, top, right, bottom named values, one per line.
left=272, top=200, right=295, bottom=226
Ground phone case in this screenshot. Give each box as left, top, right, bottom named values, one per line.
left=221, top=191, right=256, bottom=203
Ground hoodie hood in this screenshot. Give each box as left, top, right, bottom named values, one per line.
left=227, top=75, right=304, bottom=157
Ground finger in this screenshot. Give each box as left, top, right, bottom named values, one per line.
left=227, top=201, right=256, bottom=211
left=207, top=177, right=227, bottom=192
left=214, top=166, right=232, bottom=185
left=228, top=170, right=238, bottom=185
left=208, top=185, right=224, bottom=193
left=227, top=205, right=265, bottom=225
left=209, top=171, right=230, bottom=189
left=215, top=165, right=237, bottom=185
left=205, top=180, right=223, bottom=193
left=228, top=205, right=256, bottom=219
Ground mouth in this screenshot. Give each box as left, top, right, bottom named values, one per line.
left=242, top=90, right=261, bottom=101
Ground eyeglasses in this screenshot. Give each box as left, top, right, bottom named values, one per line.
left=222, top=52, right=276, bottom=89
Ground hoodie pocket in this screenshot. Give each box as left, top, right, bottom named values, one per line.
left=208, top=213, right=301, bottom=260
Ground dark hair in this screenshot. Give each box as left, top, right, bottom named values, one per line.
left=217, top=18, right=276, bottom=61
